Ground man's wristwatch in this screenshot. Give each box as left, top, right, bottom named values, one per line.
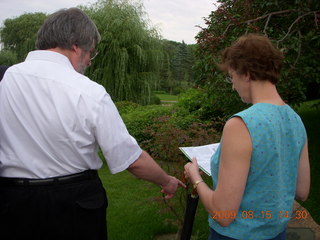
left=193, top=180, right=204, bottom=190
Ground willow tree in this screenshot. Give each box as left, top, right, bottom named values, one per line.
left=84, top=0, right=162, bottom=105
left=0, top=13, right=47, bottom=63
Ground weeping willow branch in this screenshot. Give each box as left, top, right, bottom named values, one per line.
left=85, top=0, right=162, bottom=104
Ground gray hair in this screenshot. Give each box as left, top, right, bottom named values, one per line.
left=36, top=8, right=101, bottom=51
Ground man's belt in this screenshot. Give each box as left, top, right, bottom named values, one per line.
left=0, top=170, right=98, bottom=186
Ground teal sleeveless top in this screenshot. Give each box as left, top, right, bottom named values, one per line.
left=209, top=103, right=307, bottom=239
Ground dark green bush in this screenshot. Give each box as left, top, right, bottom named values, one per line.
left=149, top=94, right=161, bottom=105
left=0, top=50, right=17, bottom=65
left=118, top=101, right=223, bottom=237
left=121, top=105, right=173, bottom=143
left=139, top=112, right=221, bottom=233
left=115, top=101, right=140, bottom=115
left=141, top=115, right=221, bottom=164
left=153, top=90, right=167, bottom=94
left=177, top=87, right=244, bottom=121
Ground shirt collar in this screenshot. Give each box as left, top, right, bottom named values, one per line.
left=25, top=50, right=75, bottom=70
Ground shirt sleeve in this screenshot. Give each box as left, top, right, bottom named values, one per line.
left=95, top=94, right=142, bottom=174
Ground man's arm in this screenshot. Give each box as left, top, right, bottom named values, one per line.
left=127, top=151, right=186, bottom=199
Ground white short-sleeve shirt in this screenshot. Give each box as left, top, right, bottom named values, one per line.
left=0, top=50, right=142, bottom=178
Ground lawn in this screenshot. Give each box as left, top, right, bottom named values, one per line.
left=155, top=93, right=179, bottom=102
left=98, top=164, right=211, bottom=240
left=98, top=165, right=176, bottom=240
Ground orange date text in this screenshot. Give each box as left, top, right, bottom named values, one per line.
left=210, top=210, right=308, bottom=220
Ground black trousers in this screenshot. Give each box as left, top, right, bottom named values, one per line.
left=0, top=173, right=108, bottom=240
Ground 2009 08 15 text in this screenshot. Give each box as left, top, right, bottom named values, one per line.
left=211, top=210, right=308, bottom=220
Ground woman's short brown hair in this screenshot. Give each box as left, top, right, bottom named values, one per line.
left=219, top=34, right=284, bottom=84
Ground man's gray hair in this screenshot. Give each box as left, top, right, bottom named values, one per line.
left=36, top=8, right=101, bottom=51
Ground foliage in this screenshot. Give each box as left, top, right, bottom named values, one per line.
left=0, top=13, right=46, bottom=63
left=0, top=50, right=17, bottom=65
left=115, top=101, right=140, bottom=115
left=120, top=104, right=173, bottom=143
left=0, top=0, right=168, bottom=105
left=138, top=112, right=221, bottom=239
left=142, top=116, right=220, bottom=163
left=84, top=0, right=163, bottom=105
left=150, top=94, right=162, bottom=105
left=194, top=0, right=320, bottom=118
left=155, top=93, right=179, bottom=101
left=136, top=112, right=220, bottom=238
left=177, top=87, right=243, bottom=123
left=296, top=99, right=320, bottom=224
left=159, top=40, right=197, bottom=95
left=117, top=101, right=222, bottom=238
left=0, top=1, right=198, bottom=104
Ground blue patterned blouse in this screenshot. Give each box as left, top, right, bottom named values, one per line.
left=209, top=103, right=307, bottom=239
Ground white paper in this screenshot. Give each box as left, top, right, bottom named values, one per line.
left=179, top=143, right=220, bottom=176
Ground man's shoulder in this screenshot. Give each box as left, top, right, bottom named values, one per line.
left=71, top=73, right=108, bottom=102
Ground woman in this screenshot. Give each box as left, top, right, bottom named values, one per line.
left=184, top=34, right=310, bottom=240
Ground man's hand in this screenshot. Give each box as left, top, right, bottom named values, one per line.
left=161, top=176, right=186, bottom=199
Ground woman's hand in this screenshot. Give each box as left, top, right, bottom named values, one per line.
left=184, top=157, right=202, bottom=184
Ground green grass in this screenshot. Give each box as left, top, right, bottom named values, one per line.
left=98, top=163, right=211, bottom=240
left=296, top=99, right=320, bottom=224
left=98, top=165, right=179, bottom=240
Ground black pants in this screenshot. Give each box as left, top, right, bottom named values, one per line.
left=0, top=173, right=108, bottom=240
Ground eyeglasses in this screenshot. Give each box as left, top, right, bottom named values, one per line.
left=225, top=76, right=233, bottom=84
left=90, top=50, right=99, bottom=61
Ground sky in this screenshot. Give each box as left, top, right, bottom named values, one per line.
left=0, top=0, right=217, bottom=44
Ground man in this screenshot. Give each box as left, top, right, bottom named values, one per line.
left=0, top=65, right=9, bottom=80
left=0, top=8, right=185, bottom=240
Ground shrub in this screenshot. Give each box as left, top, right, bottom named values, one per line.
left=140, top=114, right=222, bottom=239
left=177, top=86, right=248, bottom=121
left=0, top=50, right=17, bottom=65
left=121, top=105, right=173, bottom=143
left=153, top=90, right=167, bottom=94
left=149, top=94, right=161, bottom=105
left=141, top=115, right=221, bottom=164
left=115, top=101, right=140, bottom=115
left=117, top=101, right=224, bottom=238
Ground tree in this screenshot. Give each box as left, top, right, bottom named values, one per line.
left=158, top=40, right=197, bottom=94
left=194, top=0, right=320, bottom=118
left=0, top=50, right=17, bottom=65
left=0, top=13, right=47, bottom=63
left=84, top=0, right=163, bottom=105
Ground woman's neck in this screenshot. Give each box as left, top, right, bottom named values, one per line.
left=250, top=80, right=285, bottom=105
